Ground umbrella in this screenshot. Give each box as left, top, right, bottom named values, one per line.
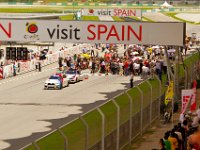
left=131, top=51, right=139, bottom=55
left=147, top=48, right=153, bottom=53
left=167, top=49, right=176, bottom=53
left=151, top=45, right=160, bottom=49
left=132, top=57, right=142, bottom=62
left=81, top=53, right=90, bottom=59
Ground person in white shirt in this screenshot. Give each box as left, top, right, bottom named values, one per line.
left=196, top=105, right=200, bottom=119
left=155, top=60, right=162, bottom=80
left=179, top=113, right=185, bottom=124
left=133, top=63, right=140, bottom=75
left=191, top=113, right=199, bottom=129
left=142, top=66, right=149, bottom=79
left=143, top=50, right=147, bottom=60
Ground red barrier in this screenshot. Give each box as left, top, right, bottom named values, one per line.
left=0, top=67, right=3, bottom=79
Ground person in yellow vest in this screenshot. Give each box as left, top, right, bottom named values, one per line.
left=168, top=131, right=179, bottom=150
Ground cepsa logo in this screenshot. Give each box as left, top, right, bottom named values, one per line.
left=24, top=22, right=39, bottom=40
left=88, top=9, right=94, bottom=15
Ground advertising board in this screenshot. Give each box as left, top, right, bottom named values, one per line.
left=81, top=8, right=142, bottom=17
left=0, top=20, right=185, bottom=46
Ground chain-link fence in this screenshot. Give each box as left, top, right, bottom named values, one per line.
left=183, top=51, right=200, bottom=89
left=22, top=50, right=200, bottom=150
left=22, top=75, right=163, bottom=150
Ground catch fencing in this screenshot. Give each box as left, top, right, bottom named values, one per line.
left=180, top=49, right=200, bottom=89
left=21, top=75, right=163, bottom=150
left=21, top=50, right=200, bottom=150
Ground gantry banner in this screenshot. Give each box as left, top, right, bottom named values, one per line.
left=81, top=8, right=142, bottom=17
left=0, top=20, right=185, bottom=45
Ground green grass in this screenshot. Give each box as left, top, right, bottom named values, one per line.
left=138, top=82, right=151, bottom=108
left=100, top=101, right=117, bottom=136
left=161, top=74, right=167, bottom=94
left=81, top=15, right=99, bottom=21
left=148, top=78, right=160, bottom=100
left=183, top=52, right=200, bottom=81
left=128, top=16, right=141, bottom=21
left=179, top=64, right=185, bottom=78
left=115, top=93, right=130, bottom=124
left=183, top=52, right=199, bottom=72
left=60, top=15, right=100, bottom=21
left=127, top=87, right=142, bottom=114
left=184, top=52, right=199, bottom=66
left=164, top=12, right=200, bottom=25
left=82, top=110, right=102, bottom=147
left=61, top=119, right=86, bottom=150
left=142, top=16, right=155, bottom=22
left=24, top=144, right=36, bottom=150
left=59, top=14, right=74, bottom=20
left=112, top=16, right=125, bottom=22
left=0, top=7, right=65, bottom=13
left=37, top=131, right=65, bottom=150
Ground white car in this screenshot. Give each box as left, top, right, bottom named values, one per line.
left=66, top=69, right=84, bottom=83
left=44, top=74, right=69, bottom=90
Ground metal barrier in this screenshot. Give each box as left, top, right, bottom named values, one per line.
left=21, top=76, right=162, bottom=150
left=1, top=43, right=91, bottom=79
left=21, top=51, right=200, bottom=150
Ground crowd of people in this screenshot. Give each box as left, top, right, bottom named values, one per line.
left=158, top=107, right=200, bottom=150
left=58, top=43, right=173, bottom=85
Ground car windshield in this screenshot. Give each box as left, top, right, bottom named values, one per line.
left=66, top=70, right=76, bottom=74
left=49, top=76, right=60, bottom=80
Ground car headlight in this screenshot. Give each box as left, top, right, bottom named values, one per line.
left=55, top=83, right=60, bottom=85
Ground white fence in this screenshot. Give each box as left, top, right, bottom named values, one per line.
left=2, top=43, right=91, bottom=79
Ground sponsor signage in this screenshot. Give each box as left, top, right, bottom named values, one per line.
left=0, top=20, right=185, bottom=45
left=81, top=8, right=142, bottom=17
left=181, top=89, right=194, bottom=114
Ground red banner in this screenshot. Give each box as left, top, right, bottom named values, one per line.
left=190, top=80, right=197, bottom=111
left=181, top=89, right=193, bottom=114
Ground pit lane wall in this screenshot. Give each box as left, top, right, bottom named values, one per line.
left=21, top=51, right=200, bottom=150
left=1, top=44, right=90, bottom=79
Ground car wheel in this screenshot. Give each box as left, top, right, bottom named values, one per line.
left=59, top=84, right=62, bottom=90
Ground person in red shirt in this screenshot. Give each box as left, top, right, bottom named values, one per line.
left=124, top=60, right=129, bottom=76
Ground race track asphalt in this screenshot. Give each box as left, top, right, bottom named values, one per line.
left=0, top=62, right=142, bottom=150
